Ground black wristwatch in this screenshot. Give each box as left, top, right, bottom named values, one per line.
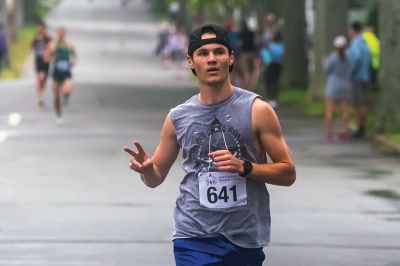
left=240, top=160, right=253, bottom=177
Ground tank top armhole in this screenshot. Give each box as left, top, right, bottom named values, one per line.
left=168, top=108, right=178, bottom=130
left=249, top=95, right=266, bottom=163
left=168, top=107, right=177, bottom=130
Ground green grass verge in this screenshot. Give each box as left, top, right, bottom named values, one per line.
left=386, top=133, right=400, bottom=146
left=1, top=25, right=36, bottom=79
left=279, top=88, right=400, bottom=148
left=279, top=89, right=325, bottom=118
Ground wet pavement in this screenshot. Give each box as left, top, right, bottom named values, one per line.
left=0, top=0, right=400, bottom=265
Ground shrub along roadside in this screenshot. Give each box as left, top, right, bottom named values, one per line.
left=277, top=88, right=400, bottom=148
left=279, top=89, right=325, bottom=118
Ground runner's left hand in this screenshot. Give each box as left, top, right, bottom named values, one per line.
left=208, top=150, right=244, bottom=174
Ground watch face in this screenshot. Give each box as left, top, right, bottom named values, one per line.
left=244, top=161, right=252, bottom=174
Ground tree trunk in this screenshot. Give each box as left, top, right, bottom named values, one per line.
left=378, top=0, right=400, bottom=133
left=0, top=0, right=7, bottom=26
left=281, top=0, right=308, bottom=89
left=177, top=0, right=189, bottom=30
left=8, top=0, right=23, bottom=42
left=221, top=0, right=234, bottom=22
left=270, top=0, right=283, bottom=18
left=22, top=0, right=38, bottom=24
left=309, top=0, right=348, bottom=100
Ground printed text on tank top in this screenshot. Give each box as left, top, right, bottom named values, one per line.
left=198, top=118, right=247, bottom=209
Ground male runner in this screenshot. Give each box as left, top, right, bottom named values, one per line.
left=47, top=26, right=77, bottom=123
left=31, top=21, right=52, bottom=107
left=124, top=24, right=296, bottom=265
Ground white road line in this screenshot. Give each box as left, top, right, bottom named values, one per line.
left=8, top=113, right=22, bottom=126
left=0, top=131, right=7, bottom=143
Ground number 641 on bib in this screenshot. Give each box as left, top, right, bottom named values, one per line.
left=198, top=171, right=247, bottom=209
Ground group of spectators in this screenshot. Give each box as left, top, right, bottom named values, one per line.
left=154, top=16, right=380, bottom=142
left=155, top=22, right=188, bottom=69
left=225, top=13, right=285, bottom=109
left=324, top=21, right=380, bottom=142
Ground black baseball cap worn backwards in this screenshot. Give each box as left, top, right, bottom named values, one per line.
left=188, top=24, right=233, bottom=56
left=188, top=24, right=234, bottom=75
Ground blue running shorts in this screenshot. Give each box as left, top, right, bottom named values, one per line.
left=173, top=235, right=265, bottom=266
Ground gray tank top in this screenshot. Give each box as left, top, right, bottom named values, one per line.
left=169, top=87, right=270, bottom=248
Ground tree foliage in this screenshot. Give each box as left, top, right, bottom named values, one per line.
left=149, top=0, right=273, bottom=28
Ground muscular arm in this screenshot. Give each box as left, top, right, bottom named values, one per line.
left=210, top=98, right=295, bottom=186
left=249, top=98, right=296, bottom=186
left=124, top=115, right=180, bottom=188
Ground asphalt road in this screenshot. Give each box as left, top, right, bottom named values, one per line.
left=0, top=1, right=399, bottom=265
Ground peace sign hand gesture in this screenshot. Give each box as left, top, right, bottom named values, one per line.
left=123, top=140, right=153, bottom=174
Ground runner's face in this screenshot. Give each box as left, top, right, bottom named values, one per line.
left=188, top=33, right=234, bottom=86
left=57, top=28, right=66, bottom=40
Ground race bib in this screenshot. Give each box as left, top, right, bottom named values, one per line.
left=198, top=171, right=247, bottom=209
left=35, top=47, right=45, bottom=57
left=55, top=60, right=70, bottom=72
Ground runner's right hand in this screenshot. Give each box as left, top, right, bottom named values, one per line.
left=123, top=141, right=153, bottom=174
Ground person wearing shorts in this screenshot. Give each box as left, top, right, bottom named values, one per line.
left=347, top=21, right=371, bottom=139
left=47, top=26, right=77, bottom=123
left=323, top=36, right=352, bottom=142
left=31, top=21, right=52, bottom=107
left=124, top=24, right=296, bottom=265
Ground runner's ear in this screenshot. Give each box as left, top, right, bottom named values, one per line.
left=187, top=55, right=197, bottom=76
